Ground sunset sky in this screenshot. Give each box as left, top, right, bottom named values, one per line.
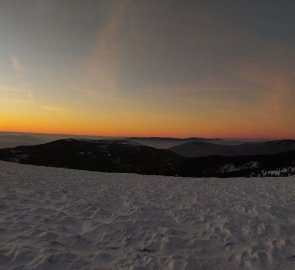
left=1, top=0, right=295, bottom=138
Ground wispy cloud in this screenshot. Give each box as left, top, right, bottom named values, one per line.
left=67, top=84, right=136, bottom=104
left=42, top=105, right=66, bottom=112
left=0, top=85, right=24, bottom=93
left=77, top=0, right=130, bottom=101
left=11, top=55, right=34, bottom=103
left=0, top=84, right=33, bottom=104
left=11, top=56, right=25, bottom=75
left=232, top=65, right=295, bottom=123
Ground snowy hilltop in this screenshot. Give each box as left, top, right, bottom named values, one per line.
left=1, top=161, right=295, bottom=269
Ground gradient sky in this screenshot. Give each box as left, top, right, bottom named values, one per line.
left=1, top=0, right=295, bottom=138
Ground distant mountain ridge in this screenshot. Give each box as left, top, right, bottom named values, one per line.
left=0, top=135, right=45, bottom=148
left=127, top=137, right=253, bottom=149
left=169, top=139, right=295, bottom=157
left=0, top=131, right=269, bottom=149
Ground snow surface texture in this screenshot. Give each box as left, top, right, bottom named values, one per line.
left=0, top=161, right=295, bottom=270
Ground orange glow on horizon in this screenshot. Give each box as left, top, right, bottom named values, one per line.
left=1, top=125, right=294, bottom=140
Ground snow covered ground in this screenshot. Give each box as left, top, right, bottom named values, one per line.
left=0, top=161, right=295, bottom=270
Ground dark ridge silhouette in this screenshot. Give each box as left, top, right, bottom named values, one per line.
left=0, top=139, right=294, bottom=177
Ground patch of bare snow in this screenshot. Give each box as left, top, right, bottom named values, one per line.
left=219, top=162, right=260, bottom=174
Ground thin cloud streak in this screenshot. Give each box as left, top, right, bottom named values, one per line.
left=233, top=65, right=295, bottom=123
left=42, top=105, right=66, bottom=112
left=67, top=84, right=137, bottom=104
left=11, top=56, right=25, bottom=74
left=11, top=56, right=34, bottom=103
left=0, top=84, right=33, bottom=104
left=77, top=0, right=130, bottom=101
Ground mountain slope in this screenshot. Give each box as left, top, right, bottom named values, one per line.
left=0, top=139, right=183, bottom=175
left=179, top=150, right=295, bottom=177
